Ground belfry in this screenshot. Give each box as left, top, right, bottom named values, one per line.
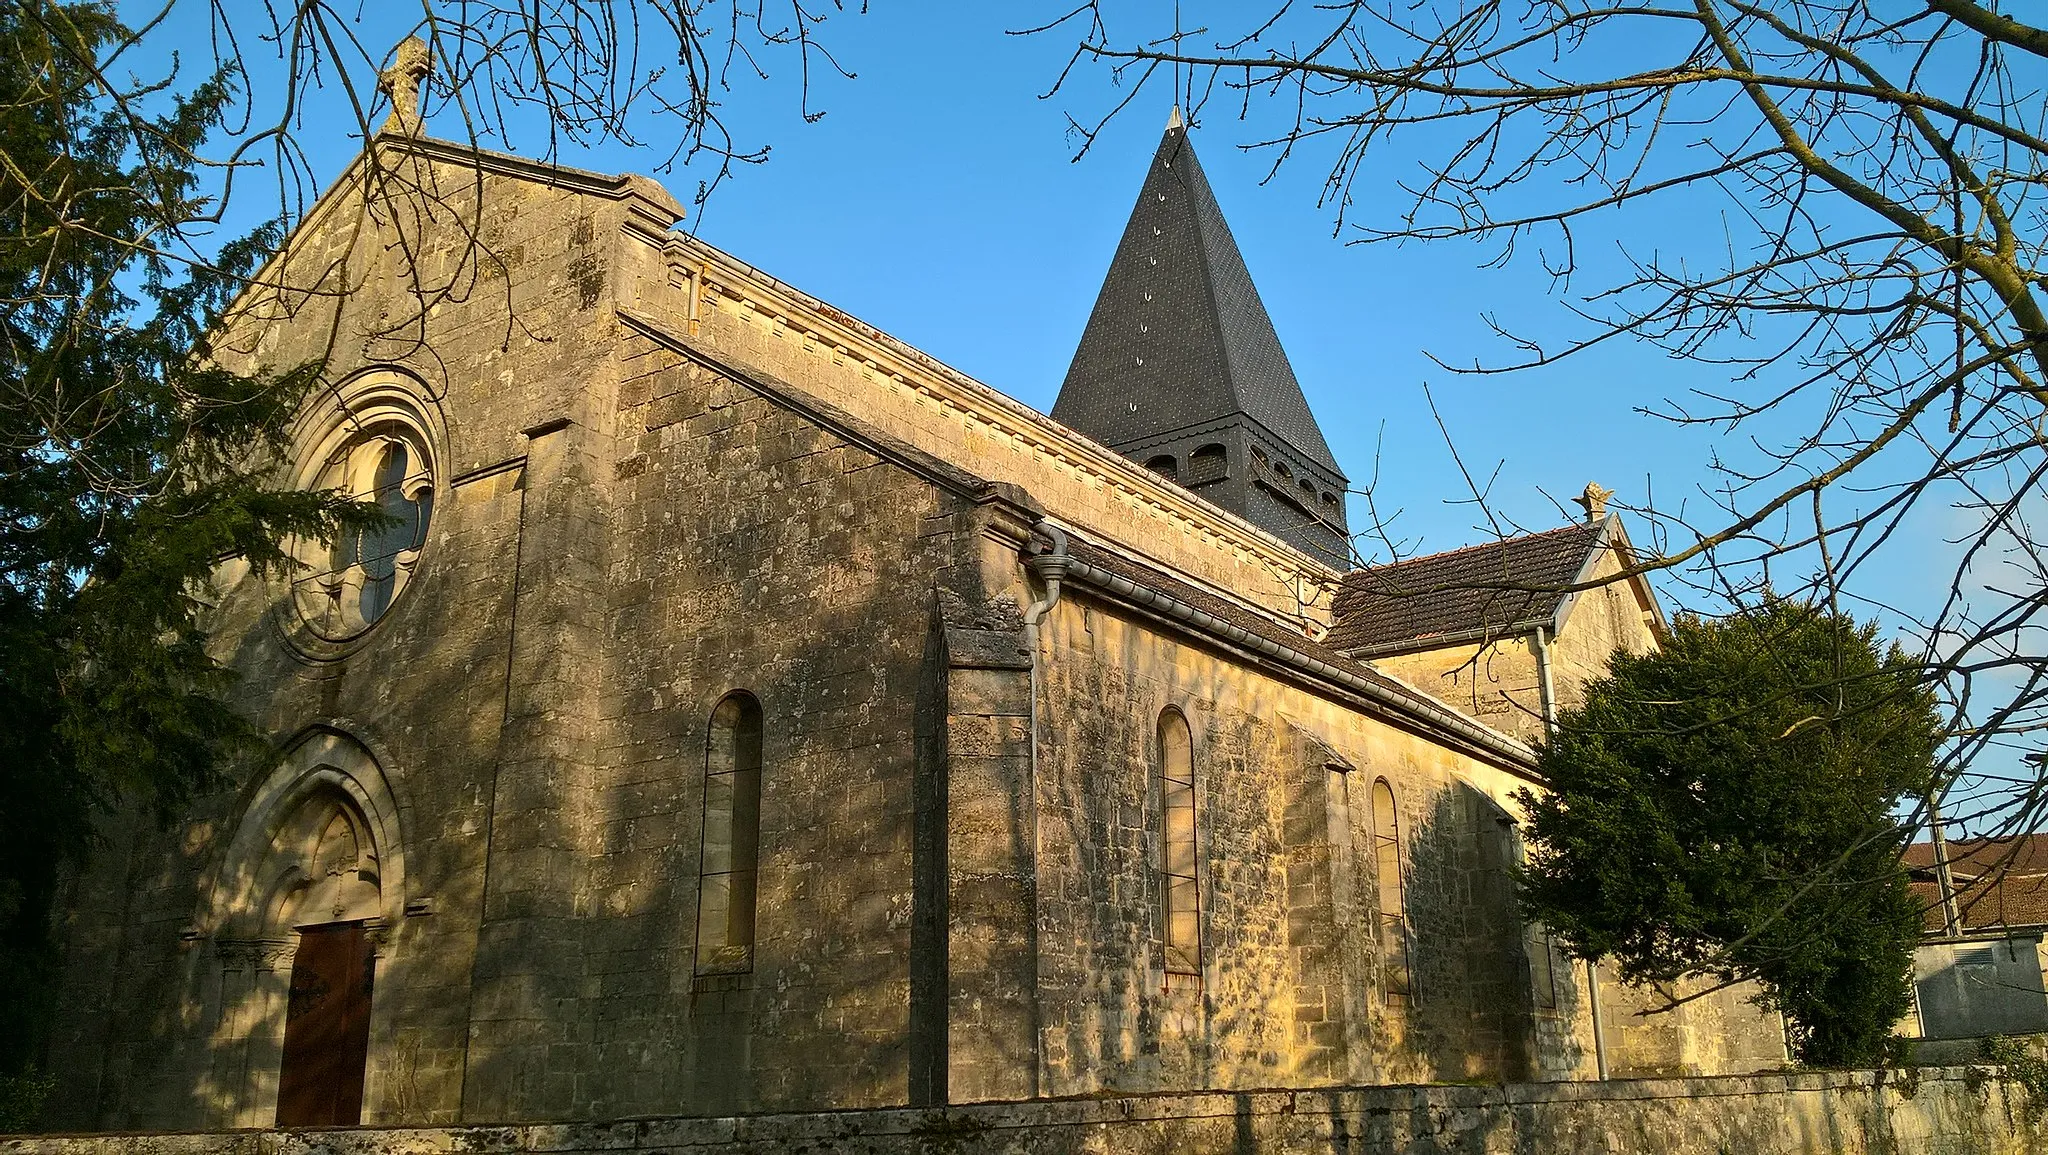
left=1054, top=110, right=1350, bottom=563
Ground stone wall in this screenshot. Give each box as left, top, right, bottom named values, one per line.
left=1027, top=590, right=1554, bottom=1094
left=8, top=1070, right=2037, bottom=1154
left=1360, top=536, right=1790, bottom=1079
left=1020, top=580, right=1792, bottom=1095
left=1595, top=973, right=1791, bottom=1080
left=39, top=149, right=1018, bottom=1130
left=41, top=150, right=649, bottom=1132
left=462, top=337, right=993, bottom=1122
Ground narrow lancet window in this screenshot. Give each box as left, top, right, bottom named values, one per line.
left=1530, top=926, right=1562, bottom=1009
left=697, top=692, right=763, bottom=974
left=1372, top=778, right=1413, bottom=1004
left=1159, top=708, right=1200, bottom=981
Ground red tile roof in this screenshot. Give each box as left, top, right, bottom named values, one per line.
left=1327, top=522, right=1604, bottom=656
left=1905, top=834, right=2048, bottom=933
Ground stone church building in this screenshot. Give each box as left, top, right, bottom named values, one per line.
left=41, top=99, right=1787, bottom=1131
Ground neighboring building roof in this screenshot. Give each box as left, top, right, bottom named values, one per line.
left=1906, top=834, right=2048, bottom=934
left=1327, top=521, right=1605, bottom=656
left=1052, top=113, right=1343, bottom=478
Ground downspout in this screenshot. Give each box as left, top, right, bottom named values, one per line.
left=1535, top=624, right=1607, bottom=1081
left=1018, top=521, right=1067, bottom=1099
left=1534, top=625, right=1559, bottom=740
left=1022, top=522, right=1070, bottom=783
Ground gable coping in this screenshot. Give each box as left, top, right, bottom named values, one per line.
left=215, top=132, right=686, bottom=335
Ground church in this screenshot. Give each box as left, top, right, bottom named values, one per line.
left=39, top=69, right=1788, bottom=1130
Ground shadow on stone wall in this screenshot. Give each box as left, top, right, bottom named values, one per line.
left=1029, top=611, right=1308, bottom=1097
left=19, top=1069, right=2041, bottom=1155
left=1400, top=780, right=1534, bottom=1082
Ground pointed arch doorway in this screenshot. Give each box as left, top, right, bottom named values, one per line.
left=198, top=728, right=406, bottom=1128
left=276, top=920, right=376, bottom=1126
left=266, top=766, right=386, bottom=1126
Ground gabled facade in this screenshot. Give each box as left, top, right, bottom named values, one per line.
left=1333, top=504, right=1667, bottom=742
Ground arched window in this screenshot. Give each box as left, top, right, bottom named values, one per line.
left=1529, top=925, right=1562, bottom=1010
left=1320, top=490, right=1344, bottom=529
left=1371, top=778, right=1412, bottom=1004
left=1188, top=443, right=1227, bottom=486
left=697, top=693, right=763, bottom=975
left=1159, top=708, right=1200, bottom=981
left=1145, top=454, right=1179, bottom=480
left=338, top=437, right=433, bottom=624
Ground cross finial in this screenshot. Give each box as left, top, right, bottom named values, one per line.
left=1573, top=481, right=1616, bottom=524
left=377, top=36, right=432, bottom=136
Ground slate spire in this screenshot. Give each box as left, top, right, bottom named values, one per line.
left=1053, top=111, right=1350, bottom=564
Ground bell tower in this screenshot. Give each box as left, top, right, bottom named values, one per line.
left=1053, top=110, right=1350, bottom=564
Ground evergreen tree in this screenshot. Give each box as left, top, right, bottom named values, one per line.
left=1518, top=600, right=1944, bottom=1067
left=0, top=1, right=372, bottom=1112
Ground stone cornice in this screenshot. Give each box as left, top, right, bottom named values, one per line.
left=1052, top=551, right=1539, bottom=778
left=626, top=229, right=1342, bottom=621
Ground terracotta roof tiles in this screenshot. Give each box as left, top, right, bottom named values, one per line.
left=1327, top=521, right=1604, bottom=656
left=1906, top=834, right=2048, bottom=933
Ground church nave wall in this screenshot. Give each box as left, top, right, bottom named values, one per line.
left=1027, top=593, right=1554, bottom=1096
left=588, top=336, right=998, bottom=1118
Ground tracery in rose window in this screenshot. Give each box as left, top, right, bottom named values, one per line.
left=294, top=426, right=433, bottom=637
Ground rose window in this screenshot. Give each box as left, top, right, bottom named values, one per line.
left=292, top=426, right=434, bottom=637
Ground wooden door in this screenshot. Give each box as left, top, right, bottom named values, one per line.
left=275, top=921, right=374, bottom=1126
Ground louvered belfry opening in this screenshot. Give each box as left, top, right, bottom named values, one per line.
left=1053, top=110, right=1350, bottom=564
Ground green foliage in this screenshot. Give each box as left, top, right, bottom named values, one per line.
left=1517, top=600, right=1944, bottom=1068
left=1980, top=1036, right=2048, bottom=1118
left=0, top=1067, right=56, bottom=1134
left=0, top=0, right=376, bottom=1100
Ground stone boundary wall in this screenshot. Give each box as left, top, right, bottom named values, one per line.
left=7, top=1070, right=2038, bottom=1154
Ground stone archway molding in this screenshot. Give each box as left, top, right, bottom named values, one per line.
left=187, top=721, right=409, bottom=1128
left=200, top=721, right=409, bottom=940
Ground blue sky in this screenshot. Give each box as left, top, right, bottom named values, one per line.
left=137, top=2, right=1718, bottom=565
left=130, top=2, right=2040, bottom=819
left=641, top=6, right=1706, bottom=562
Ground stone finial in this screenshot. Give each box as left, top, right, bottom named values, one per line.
left=1573, top=481, right=1615, bottom=524
left=377, top=35, right=432, bottom=136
